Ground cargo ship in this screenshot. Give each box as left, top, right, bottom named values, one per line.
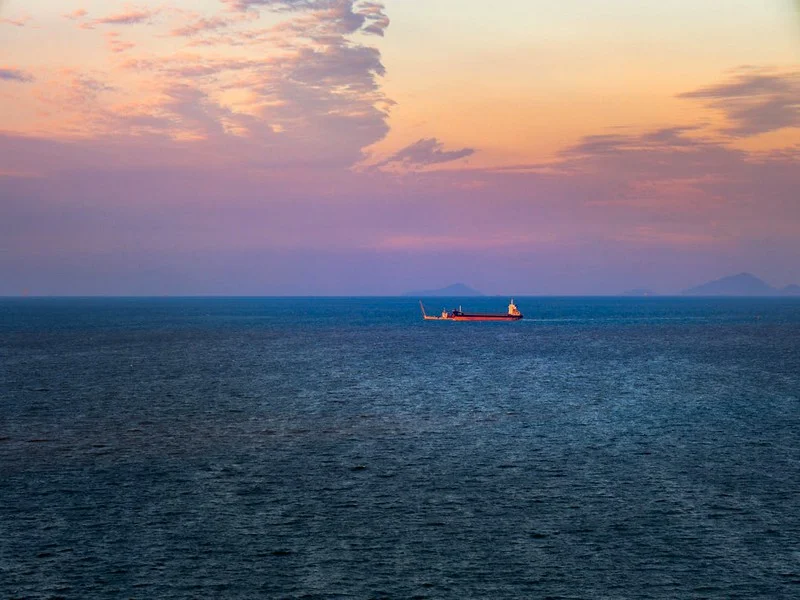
left=420, top=299, right=523, bottom=321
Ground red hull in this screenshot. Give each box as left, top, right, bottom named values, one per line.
left=450, top=314, right=522, bottom=321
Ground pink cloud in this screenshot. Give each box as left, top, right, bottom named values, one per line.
left=105, top=32, right=136, bottom=53
left=611, top=227, right=724, bottom=246
left=375, top=233, right=555, bottom=251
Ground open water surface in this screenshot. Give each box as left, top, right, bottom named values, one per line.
left=1, top=297, right=799, bottom=598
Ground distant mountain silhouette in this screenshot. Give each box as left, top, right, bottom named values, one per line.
left=622, top=288, right=656, bottom=297
left=782, top=284, right=800, bottom=296
left=682, top=272, right=779, bottom=296
left=404, top=283, right=483, bottom=297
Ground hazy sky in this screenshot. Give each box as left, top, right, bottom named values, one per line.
left=1, top=0, right=798, bottom=295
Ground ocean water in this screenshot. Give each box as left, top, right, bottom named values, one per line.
left=1, top=296, right=799, bottom=599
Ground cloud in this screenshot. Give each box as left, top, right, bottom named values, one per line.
left=118, top=55, right=266, bottom=79
left=1, top=81, right=798, bottom=296
left=222, top=0, right=389, bottom=38
left=554, top=121, right=800, bottom=249
left=678, top=68, right=800, bottom=136
left=109, top=20, right=391, bottom=161
left=1, top=0, right=393, bottom=169
left=611, top=226, right=721, bottom=246
left=2, top=12, right=798, bottom=297
left=81, top=6, right=160, bottom=29
left=563, top=127, right=703, bottom=158
left=63, top=9, right=88, bottom=20
left=170, top=15, right=239, bottom=37
left=223, top=0, right=319, bottom=11
left=105, top=32, right=135, bottom=53
left=0, top=67, right=34, bottom=83
left=549, top=71, right=800, bottom=225
left=358, top=2, right=389, bottom=36
left=375, top=233, right=553, bottom=251
left=0, top=14, right=31, bottom=27
left=561, top=126, right=742, bottom=186
left=378, top=138, right=475, bottom=168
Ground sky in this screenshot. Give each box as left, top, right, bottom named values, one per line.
left=1, top=0, right=799, bottom=295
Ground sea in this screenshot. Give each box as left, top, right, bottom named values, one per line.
left=1, top=296, right=799, bottom=599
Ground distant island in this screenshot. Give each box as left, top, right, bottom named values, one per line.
left=401, top=275, right=800, bottom=297
left=622, top=288, right=656, bottom=297
left=682, top=272, right=800, bottom=296
left=403, top=283, right=483, bottom=297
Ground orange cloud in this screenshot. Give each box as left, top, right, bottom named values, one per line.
left=63, top=9, right=88, bottom=20
left=0, top=14, right=31, bottom=27
left=81, top=6, right=161, bottom=29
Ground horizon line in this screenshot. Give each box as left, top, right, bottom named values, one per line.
left=3, top=294, right=799, bottom=299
